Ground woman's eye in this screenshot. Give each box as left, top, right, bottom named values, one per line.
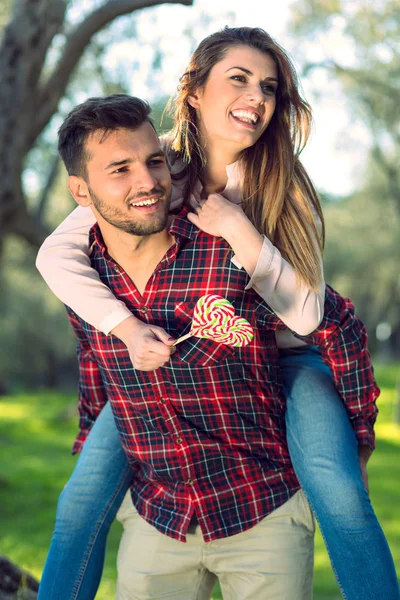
left=231, top=75, right=246, bottom=83
left=261, top=84, right=277, bottom=95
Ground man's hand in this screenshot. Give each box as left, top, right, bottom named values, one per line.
left=358, top=445, right=372, bottom=494
left=112, top=316, right=175, bottom=371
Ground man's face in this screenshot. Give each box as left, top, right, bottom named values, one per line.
left=83, top=123, right=172, bottom=236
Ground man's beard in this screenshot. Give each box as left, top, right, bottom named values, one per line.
left=88, top=186, right=170, bottom=236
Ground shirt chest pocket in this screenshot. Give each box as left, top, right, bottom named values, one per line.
left=174, top=301, right=235, bottom=367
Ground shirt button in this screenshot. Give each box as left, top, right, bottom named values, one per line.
left=176, top=437, right=183, bottom=444
left=186, top=478, right=194, bottom=486
left=160, top=398, right=166, bottom=404
left=114, top=266, right=121, bottom=274
left=140, top=306, right=148, bottom=314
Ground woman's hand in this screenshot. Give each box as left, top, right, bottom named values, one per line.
left=187, top=193, right=263, bottom=277
left=187, top=193, right=246, bottom=239
left=112, top=316, right=176, bottom=371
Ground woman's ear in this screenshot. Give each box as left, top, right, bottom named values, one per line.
left=187, top=88, right=203, bottom=110
left=68, top=176, right=92, bottom=207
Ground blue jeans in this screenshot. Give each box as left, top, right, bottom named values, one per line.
left=281, top=345, right=399, bottom=600
left=39, top=348, right=399, bottom=599
left=38, top=401, right=132, bottom=600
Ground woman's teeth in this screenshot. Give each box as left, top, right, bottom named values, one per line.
left=231, top=110, right=259, bottom=124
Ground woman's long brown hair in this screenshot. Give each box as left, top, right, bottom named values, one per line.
left=166, top=27, right=325, bottom=290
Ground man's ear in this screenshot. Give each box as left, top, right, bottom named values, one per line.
left=68, top=176, right=92, bottom=207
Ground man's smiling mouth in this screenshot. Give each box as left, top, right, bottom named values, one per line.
left=129, top=197, right=160, bottom=207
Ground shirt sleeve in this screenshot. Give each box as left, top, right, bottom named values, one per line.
left=295, top=284, right=379, bottom=450
left=245, top=235, right=325, bottom=335
left=66, top=308, right=109, bottom=454
left=36, top=206, right=133, bottom=334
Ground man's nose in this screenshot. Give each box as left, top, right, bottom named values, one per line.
left=132, top=165, right=158, bottom=191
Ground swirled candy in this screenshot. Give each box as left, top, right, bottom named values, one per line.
left=175, top=294, right=254, bottom=347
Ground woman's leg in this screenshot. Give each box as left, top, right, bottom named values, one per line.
left=38, top=401, right=132, bottom=600
left=280, top=345, right=399, bottom=600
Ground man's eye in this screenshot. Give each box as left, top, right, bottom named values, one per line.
left=148, top=159, right=165, bottom=167
left=113, top=166, right=128, bottom=174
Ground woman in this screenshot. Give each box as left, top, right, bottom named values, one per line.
left=36, top=27, right=398, bottom=600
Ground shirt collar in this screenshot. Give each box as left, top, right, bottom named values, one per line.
left=88, top=210, right=197, bottom=261
left=190, top=160, right=243, bottom=206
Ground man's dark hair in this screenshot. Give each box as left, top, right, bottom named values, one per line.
left=58, top=94, right=154, bottom=178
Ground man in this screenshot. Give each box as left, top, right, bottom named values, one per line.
left=56, top=94, right=378, bottom=600
left=59, top=94, right=316, bottom=599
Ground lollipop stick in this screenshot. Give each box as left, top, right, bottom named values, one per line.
left=173, top=331, right=194, bottom=346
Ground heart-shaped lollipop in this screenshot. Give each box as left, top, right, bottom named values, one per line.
left=174, top=294, right=254, bottom=347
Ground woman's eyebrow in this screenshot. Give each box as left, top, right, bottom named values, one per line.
left=225, top=66, right=278, bottom=82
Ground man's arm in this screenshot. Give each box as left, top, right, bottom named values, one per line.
left=66, top=308, right=109, bottom=454
left=295, top=284, right=379, bottom=452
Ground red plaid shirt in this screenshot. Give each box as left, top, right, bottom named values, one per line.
left=67, top=215, right=379, bottom=542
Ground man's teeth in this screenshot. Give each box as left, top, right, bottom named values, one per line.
left=231, top=110, right=259, bottom=124
left=130, top=198, right=159, bottom=207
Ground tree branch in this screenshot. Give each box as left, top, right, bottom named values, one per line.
left=31, top=0, right=193, bottom=145
left=302, top=60, right=400, bottom=98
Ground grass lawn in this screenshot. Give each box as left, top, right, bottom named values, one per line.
left=0, top=363, right=399, bottom=599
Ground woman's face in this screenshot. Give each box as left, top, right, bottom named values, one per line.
left=188, top=45, right=278, bottom=159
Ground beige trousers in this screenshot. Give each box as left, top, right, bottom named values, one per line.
left=116, top=490, right=315, bottom=600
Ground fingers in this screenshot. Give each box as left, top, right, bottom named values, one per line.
left=127, top=325, right=177, bottom=371
left=151, top=326, right=176, bottom=345
left=187, top=211, right=199, bottom=226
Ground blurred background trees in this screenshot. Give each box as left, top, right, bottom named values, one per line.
left=0, top=0, right=193, bottom=391
left=289, top=0, right=400, bottom=359
left=0, top=0, right=399, bottom=393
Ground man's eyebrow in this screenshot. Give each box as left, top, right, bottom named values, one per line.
left=105, top=158, right=133, bottom=170
left=225, top=66, right=278, bottom=82
left=105, top=151, right=166, bottom=171
left=147, top=150, right=166, bottom=161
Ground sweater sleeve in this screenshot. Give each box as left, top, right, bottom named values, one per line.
left=244, top=235, right=325, bottom=335
left=36, top=205, right=133, bottom=334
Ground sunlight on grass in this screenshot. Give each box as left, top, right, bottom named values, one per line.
left=375, top=422, right=400, bottom=444
left=314, top=546, right=332, bottom=569
left=0, top=402, right=33, bottom=419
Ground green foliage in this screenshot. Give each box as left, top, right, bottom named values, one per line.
left=0, top=368, right=399, bottom=599
left=322, top=175, right=400, bottom=336
left=0, top=236, right=78, bottom=391
left=291, top=0, right=342, bottom=33
left=0, top=0, right=11, bottom=31
left=289, top=0, right=400, bottom=353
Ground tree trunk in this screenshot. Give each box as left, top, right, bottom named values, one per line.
left=0, top=555, right=39, bottom=600
left=0, top=0, right=194, bottom=250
